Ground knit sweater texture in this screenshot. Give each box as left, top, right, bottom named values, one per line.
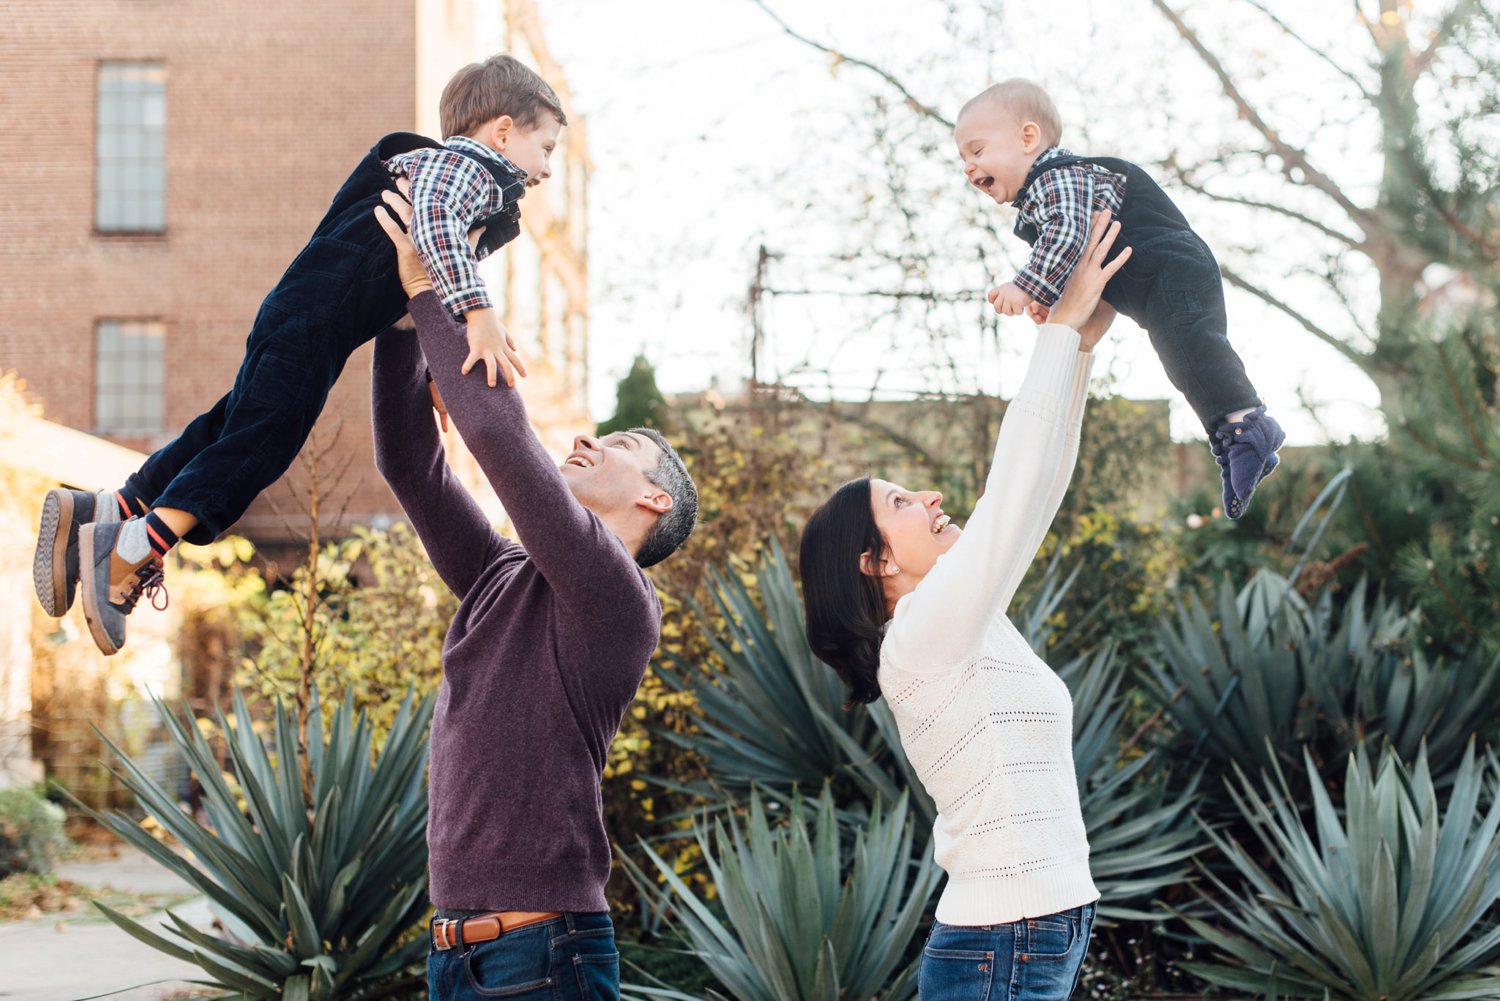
left=371, top=291, right=661, bottom=913
left=878, top=324, right=1100, bottom=925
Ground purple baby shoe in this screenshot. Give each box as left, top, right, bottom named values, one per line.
left=1211, top=406, right=1286, bottom=519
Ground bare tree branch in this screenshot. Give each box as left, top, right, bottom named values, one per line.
left=1150, top=0, right=1376, bottom=234
left=1165, top=156, right=1367, bottom=252
left=1241, top=0, right=1375, bottom=100
left=1412, top=0, right=1476, bottom=76
left=1221, top=265, right=1371, bottom=368
left=1399, top=148, right=1500, bottom=258
left=1355, top=0, right=1382, bottom=48
left=749, top=0, right=953, bottom=127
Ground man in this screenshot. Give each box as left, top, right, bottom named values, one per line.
left=371, top=192, right=697, bottom=1001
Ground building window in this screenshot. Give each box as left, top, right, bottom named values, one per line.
left=95, top=320, right=165, bottom=435
left=96, top=62, right=165, bottom=233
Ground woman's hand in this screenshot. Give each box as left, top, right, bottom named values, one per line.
left=1075, top=302, right=1117, bottom=353
left=1047, top=210, right=1131, bottom=341
left=373, top=181, right=433, bottom=298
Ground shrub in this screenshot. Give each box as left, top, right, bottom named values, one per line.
left=0, top=786, right=69, bottom=878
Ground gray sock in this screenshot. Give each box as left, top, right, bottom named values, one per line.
left=114, top=518, right=153, bottom=564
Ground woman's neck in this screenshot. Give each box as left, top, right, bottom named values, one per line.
left=883, top=569, right=925, bottom=617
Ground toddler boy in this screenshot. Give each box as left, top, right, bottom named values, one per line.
left=33, top=55, right=565, bottom=655
left=955, top=79, right=1285, bottom=518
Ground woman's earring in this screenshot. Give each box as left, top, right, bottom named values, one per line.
left=887, top=564, right=901, bottom=576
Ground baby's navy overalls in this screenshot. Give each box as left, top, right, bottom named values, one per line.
left=1016, top=154, right=1261, bottom=431
left=123, top=133, right=520, bottom=544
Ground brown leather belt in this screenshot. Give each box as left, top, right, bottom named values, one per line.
left=432, top=910, right=564, bottom=951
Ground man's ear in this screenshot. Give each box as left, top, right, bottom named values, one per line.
left=1020, top=120, right=1042, bottom=153
left=636, top=490, right=673, bottom=516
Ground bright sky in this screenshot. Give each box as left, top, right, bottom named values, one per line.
left=538, top=0, right=1421, bottom=443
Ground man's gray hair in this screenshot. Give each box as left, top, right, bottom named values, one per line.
left=631, top=427, right=698, bottom=568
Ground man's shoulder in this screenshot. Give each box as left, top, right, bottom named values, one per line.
left=516, top=532, right=663, bottom=619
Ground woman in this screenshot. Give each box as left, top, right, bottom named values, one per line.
left=799, top=212, right=1130, bottom=1000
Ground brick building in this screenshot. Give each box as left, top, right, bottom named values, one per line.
left=0, top=0, right=591, bottom=555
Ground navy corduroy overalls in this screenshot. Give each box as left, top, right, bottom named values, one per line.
left=123, top=133, right=520, bottom=544
left=1017, top=154, right=1261, bottom=431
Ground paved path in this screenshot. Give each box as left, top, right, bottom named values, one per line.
left=0, top=849, right=217, bottom=1001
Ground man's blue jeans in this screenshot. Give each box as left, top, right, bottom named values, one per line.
left=427, top=912, right=619, bottom=1001
left=918, top=902, right=1095, bottom=1001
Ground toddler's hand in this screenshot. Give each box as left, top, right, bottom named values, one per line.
left=987, top=282, right=1034, bottom=317
left=463, top=308, right=528, bottom=388
left=1025, top=302, right=1050, bottom=324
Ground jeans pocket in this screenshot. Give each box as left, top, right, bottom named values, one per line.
left=1016, top=913, right=1087, bottom=1000
left=461, top=937, right=556, bottom=998
left=920, top=946, right=996, bottom=1001
left=571, top=951, right=620, bottom=1000
left=1024, top=916, right=1076, bottom=958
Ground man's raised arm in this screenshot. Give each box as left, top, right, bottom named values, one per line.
left=370, top=324, right=508, bottom=600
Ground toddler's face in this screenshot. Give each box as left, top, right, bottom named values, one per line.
left=954, top=103, right=1041, bottom=205
left=498, top=113, right=563, bottom=187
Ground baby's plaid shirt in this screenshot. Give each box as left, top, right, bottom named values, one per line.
left=1011, top=147, right=1126, bottom=307
left=387, top=136, right=527, bottom=317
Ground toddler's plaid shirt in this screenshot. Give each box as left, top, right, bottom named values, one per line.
left=387, top=136, right=527, bottom=317
left=1012, top=147, right=1126, bottom=307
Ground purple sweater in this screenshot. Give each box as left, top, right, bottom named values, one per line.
left=371, top=291, right=661, bottom=913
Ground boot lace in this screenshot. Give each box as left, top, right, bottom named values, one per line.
left=120, top=560, right=169, bottom=614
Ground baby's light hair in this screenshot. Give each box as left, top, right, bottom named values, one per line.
left=959, top=79, right=1062, bottom=148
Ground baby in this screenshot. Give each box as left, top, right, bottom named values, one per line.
left=33, top=55, right=563, bottom=655
left=955, top=79, right=1284, bottom=518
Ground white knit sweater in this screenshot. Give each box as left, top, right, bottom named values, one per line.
left=879, top=324, right=1099, bottom=926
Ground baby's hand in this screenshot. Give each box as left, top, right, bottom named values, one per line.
left=987, top=281, right=1034, bottom=317
left=463, top=307, right=528, bottom=388
left=1025, top=302, right=1050, bottom=324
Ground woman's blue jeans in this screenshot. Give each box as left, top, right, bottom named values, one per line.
left=918, top=902, right=1095, bottom=1000
left=426, top=912, right=619, bottom=1001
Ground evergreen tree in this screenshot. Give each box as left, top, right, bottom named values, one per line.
left=1339, top=306, right=1500, bottom=657
left=597, top=354, right=668, bottom=436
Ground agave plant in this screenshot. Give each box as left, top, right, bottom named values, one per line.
left=83, top=687, right=434, bottom=1000
left=1147, top=570, right=1314, bottom=781
left=1059, top=643, right=1201, bottom=922
left=1183, top=742, right=1500, bottom=1000
left=621, top=786, right=940, bottom=1001
left=654, top=539, right=933, bottom=822
left=1307, top=579, right=1500, bottom=774
left=1146, top=570, right=1500, bottom=792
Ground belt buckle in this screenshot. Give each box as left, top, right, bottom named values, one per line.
left=435, top=918, right=456, bottom=951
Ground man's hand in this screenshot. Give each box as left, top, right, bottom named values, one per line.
left=463, top=307, right=528, bottom=388
left=375, top=186, right=433, bottom=298
left=428, top=376, right=450, bottom=432
left=987, top=281, right=1035, bottom=317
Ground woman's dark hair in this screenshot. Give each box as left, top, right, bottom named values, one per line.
left=798, top=477, right=890, bottom=707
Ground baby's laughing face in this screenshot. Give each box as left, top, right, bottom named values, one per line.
left=954, top=102, right=1043, bottom=205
